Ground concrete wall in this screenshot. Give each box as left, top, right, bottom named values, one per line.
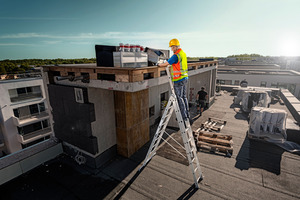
left=217, top=73, right=300, bottom=99
left=0, top=142, right=62, bottom=185
left=0, top=78, right=47, bottom=154
left=88, top=88, right=116, bottom=155
left=149, top=83, right=169, bottom=125
left=188, top=71, right=211, bottom=102
left=280, top=89, right=300, bottom=124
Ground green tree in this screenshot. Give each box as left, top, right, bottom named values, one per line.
left=20, top=63, right=32, bottom=71
left=0, top=65, right=6, bottom=74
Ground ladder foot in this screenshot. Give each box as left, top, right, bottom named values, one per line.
left=198, top=175, right=204, bottom=183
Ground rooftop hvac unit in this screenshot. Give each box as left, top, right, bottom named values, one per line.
left=242, top=91, right=270, bottom=112
left=249, top=107, right=287, bottom=140
left=113, top=52, right=148, bottom=68
left=233, top=87, right=254, bottom=105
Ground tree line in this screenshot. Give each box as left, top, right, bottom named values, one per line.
left=0, top=58, right=96, bottom=75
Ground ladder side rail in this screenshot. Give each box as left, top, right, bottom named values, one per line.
left=151, top=103, right=175, bottom=152
left=172, top=96, right=201, bottom=188
left=185, top=118, right=203, bottom=183
left=140, top=95, right=175, bottom=169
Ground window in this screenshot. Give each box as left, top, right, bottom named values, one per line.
left=13, top=109, right=19, bottom=118
left=149, top=106, right=155, bottom=117
left=270, top=82, right=278, bottom=88
left=14, top=102, right=46, bottom=119
left=217, top=79, right=225, bottom=85
left=29, top=104, right=39, bottom=115
left=224, top=80, right=232, bottom=85
left=260, top=81, right=267, bottom=87
left=9, top=86, right=42, bottom=103
left=160, top=92, right=169, bottom=110
left=18, top=120, right=49, bottom=135
left=234, top=80, right=240, bottom=85
left=97, top=73, right=115, bottom=81
left=39, top=102, right=45, bottom=112
left=288, top=84, right=296, bottom=94
left=160, top=91, right=169, bottom=101
left=278, top=83, right=287, bottom=89
left=17, top=88, right=26, bottom=95
left=21, top=136, right=50, bottom=149
left=68, top=72, right=75, bottom=76
left=42, top=120, right=49, bottom=128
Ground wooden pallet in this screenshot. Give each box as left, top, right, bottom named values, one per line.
left=193, top=129, right=233, bottom=157
left=200, top=117, right=227, bottom=132
left=45, top=61, right=218, bottom=83
left=198, top=131, right=233, bottom=157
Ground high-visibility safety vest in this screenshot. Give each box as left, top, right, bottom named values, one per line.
left=171, top=48, right=188, bottom=82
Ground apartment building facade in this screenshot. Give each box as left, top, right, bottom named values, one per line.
left=0, top=74, right=53, bottom=157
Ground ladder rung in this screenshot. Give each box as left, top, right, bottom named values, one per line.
left=194, top=167, right=198, bottom=173
left=191, top=157, right=195, bottom=163
left=165, top=113, right=172, bottom=118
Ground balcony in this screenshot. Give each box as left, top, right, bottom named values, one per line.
left=12, top=111, right=50, bottom=127
left=10, top=92, right=43, bottom=103
left=17, top=127, right=52, bottom=145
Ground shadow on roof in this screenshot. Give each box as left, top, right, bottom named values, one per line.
left=235, top=135, right=284, bottom=175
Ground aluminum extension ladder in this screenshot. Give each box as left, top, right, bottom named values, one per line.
left=139, top=66, right=203, bottom=188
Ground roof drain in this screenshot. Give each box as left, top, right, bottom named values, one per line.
left=74, top=150, right=86, bottom=165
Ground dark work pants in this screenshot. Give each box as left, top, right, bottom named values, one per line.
left=174, top=79, right=189, bottom=120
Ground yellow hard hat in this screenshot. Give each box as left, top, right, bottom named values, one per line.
left=169, top=38, right=180, bottom=47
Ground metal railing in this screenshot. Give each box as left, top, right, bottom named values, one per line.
left=10, top=92, right=43, bottom=103
left=19, top=127, right=52, bottom=141
left=18, top=110, right=48, bottom=120
left=0, top=72, right=42, bottom=81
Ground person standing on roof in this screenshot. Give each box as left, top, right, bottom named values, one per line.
left=158, top=38, right=190, bottom=123
left=196, top=87, right=208, bottom=116
left=240, top=79, right=248, bottom=87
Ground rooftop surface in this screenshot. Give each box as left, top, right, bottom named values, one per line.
left=1, top=93, right=300, bottom=199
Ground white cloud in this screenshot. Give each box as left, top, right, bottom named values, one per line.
left=42, top=40, right=62, bottom=44
left=0, top=43, right=29, bottom=46
left=0, top=32, right=172, bottom=40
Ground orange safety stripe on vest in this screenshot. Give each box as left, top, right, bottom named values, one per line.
left=171, top=49, right=188, bottom=81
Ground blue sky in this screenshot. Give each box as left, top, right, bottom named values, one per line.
left=0, top=0, right=300, bottom=60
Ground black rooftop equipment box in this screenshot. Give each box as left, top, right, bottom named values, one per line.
left=95, top=45, right=118, bottom=67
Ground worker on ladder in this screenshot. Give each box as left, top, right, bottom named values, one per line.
left=158, top=38, right=190, bottom=126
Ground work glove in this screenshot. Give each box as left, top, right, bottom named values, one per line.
left=156, top=59, right=164, bottom=66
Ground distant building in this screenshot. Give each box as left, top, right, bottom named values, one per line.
left=224, top=56, right=300, bottom=70
left=42, top=61, right=217, bottom=168
left=217, top=68, right=300, bottom=99
left=0, top=71, right=54, bottom=157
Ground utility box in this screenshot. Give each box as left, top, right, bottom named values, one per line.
left=113, top=52, right=148, bottom=68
